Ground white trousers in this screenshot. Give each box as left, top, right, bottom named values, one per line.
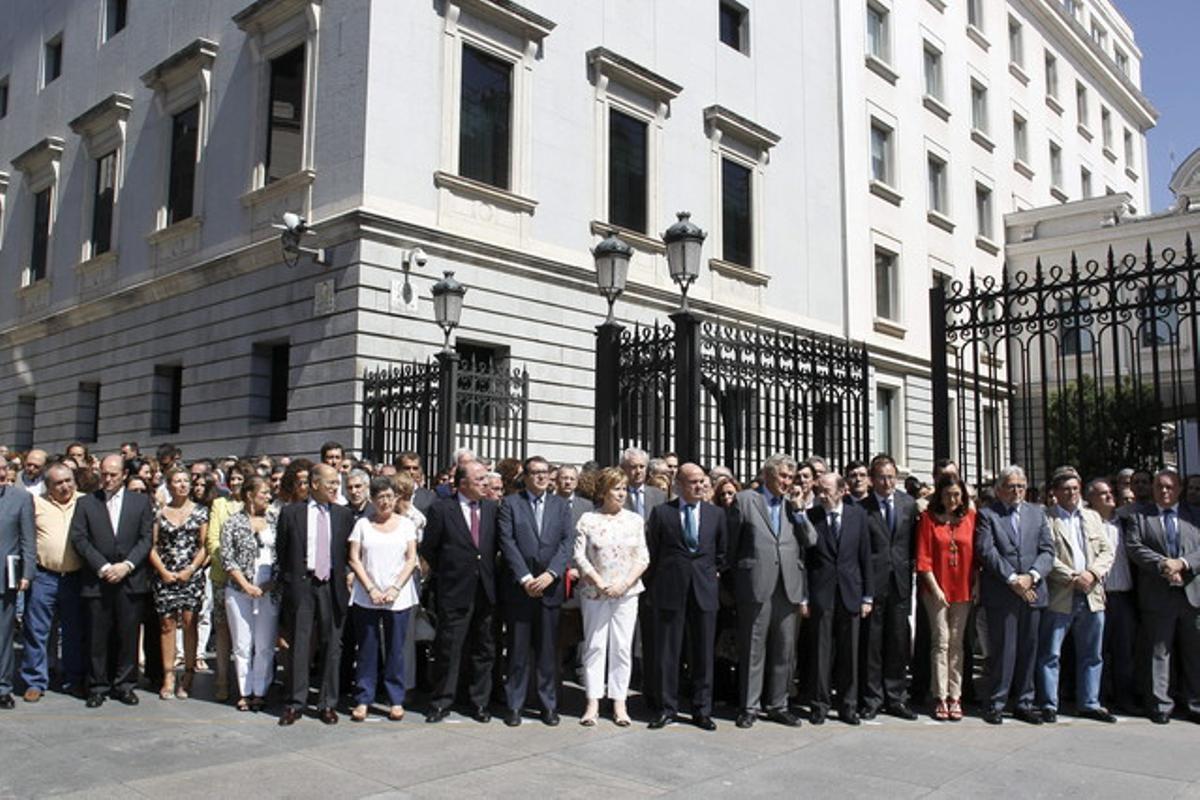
left=225, top=587, right=279, bottom=697
left=580, top=593, right=639, bottom=700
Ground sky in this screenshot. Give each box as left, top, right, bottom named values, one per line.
left=1116, top=1, right=1198, bottom=212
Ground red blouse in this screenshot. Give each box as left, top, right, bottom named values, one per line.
left=915, top=508, right=976, bottom=604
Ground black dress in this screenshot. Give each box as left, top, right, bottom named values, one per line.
left=152, top=504, right=209, bottom=614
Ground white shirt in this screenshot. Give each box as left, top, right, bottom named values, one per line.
left=349, top=516, right=418, bottom=611
left=458, top=494, right=478, bottom=531
left=677, top=500, right=702, bottom=533
left=105, top=488, right=125, bottom=534
left=22, top=475, right=45, bottom=497
left=305, top=498, right=332, bottom=572
left=1055, top=506, right=1087, bottom=573
left=1102, top=517, right=1133, bottom=592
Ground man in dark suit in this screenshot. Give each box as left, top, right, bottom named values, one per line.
left=644, top=463, right=727, bottom=731
left=1122, top=469, right=1200, bottom=724
left=497, top=456, right=574, bottom=726
left=729, top=454, right=816, bottom=728
left=806, top=472, right=873, bottom=725
left=0, top=458, right=35, bottom=709
left=275, top=464, right=354, bottom=725
left=68, top=454, right=154, bottom=708
left=420, top=459, right=499, bottom=722
left=858, top=454, right=918, bottom=720
left=975, top=465, right=1055, bottom=725
left=554, top=464, right=593, bottom=526
left=622, top=447, right=667, bottom=714
left=396, top=452, right=437, bottom=515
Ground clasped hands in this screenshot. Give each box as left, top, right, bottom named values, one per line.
left=368, top=585, right=400, bottom=606
left=1160, top=558, right=1187, bottom=586
left=1009, top=573, right=1038, bottom=604
left=523, top=572, right=555, bottom=598
left=1071, top=570, right=1097, bottom=593
left=102, top=562, right=133, bottom=584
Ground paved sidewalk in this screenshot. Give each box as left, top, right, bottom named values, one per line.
left=3, top=680, right=1200, bottom=799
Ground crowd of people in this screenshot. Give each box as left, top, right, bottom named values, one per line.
left=0, top=439, right=1197, bottom=732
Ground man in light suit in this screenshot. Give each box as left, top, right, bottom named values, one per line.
left=1122, top=468, right=1200, bottom=724
left=274, top=464, right=355, bottom=726
left=858, top=454, right=919, bottom=721
left=554, top=464, right=593, bottom=526
left=645, top=463, right=727, bottom=730
left=69, top=454, right=154, bottom=708
left=497, top=456, right=574, bottom=726
left=622, top=447, right=667, bottom=713
left=729, top=454, right=815, bottom=728
left=0, top=459, right=35, bottom=709
left=806, top=472, right=873, bottom=725
left=1035, top=467, right=1116, bottom=723
left=976, top=465, right=1055, bottom=725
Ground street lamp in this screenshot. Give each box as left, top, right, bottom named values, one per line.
left=591, top=230, right=633, bottom=323
left=662, top=211, right=706, bottom=310
left=430, top=269, right=466, bottom=352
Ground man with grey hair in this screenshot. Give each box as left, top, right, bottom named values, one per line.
left=730, top=454, right=816, bottom=728
left=554, top=464, right=593, bottom=525
left=976, top=465, right=1054, bottom=725
left=21, top=449, right=48, bottom=497
left=1086, top=478, right=1137, bottom=713
left=344, top=469, right=372, bottom=521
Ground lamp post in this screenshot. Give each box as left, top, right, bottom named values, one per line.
left=430, top=269, right=466, bottom=352
left=662, top=211, right=706, bottom=465
left=592, top=230, right=632, bottom=323
left=662, top=211, right=706, bottom=311
left=591, top=231, right=632, bottom=466
left=431, top=270, right=466, bottom=470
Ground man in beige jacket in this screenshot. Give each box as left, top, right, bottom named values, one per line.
left=1036, top=467, right=1116, bottom=723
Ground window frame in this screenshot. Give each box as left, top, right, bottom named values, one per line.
left=103, top=0, right=128, bottom=43
left=43, top=34, right=64, bottom=88
left=718, top=0, right=750, bottom=55
left=873, top=245, right=899, bottom=323
left=974, top=180, right=995, bottom=246
left=69, top=92, right=132, bottom=266
left=927, top=151, right=949, bottom=216
left=10, top=136, right=64, bottom=287
left=704, top=104, right=779, bottom=278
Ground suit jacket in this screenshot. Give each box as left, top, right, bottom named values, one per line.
left=1121, top=502, right=1200, bottom=609
left=860, top=491, right=918, bottom=599
left=0, top=484, right=36, bottom=589
left=497, top=491, right=574, bottom=608
left=566, top=494, right=594, bottom=526
left=413, top=486, right=438, bottom=515
left=68, top=489, right=155, bottom=597
left=624, top=484, right=667, bottom=520
left=728, top=488, right=815, bottom=606
left=644, top=499, right=726, bottom=613
left=419, top=495, right=499, bottom=610
left=274, top=500, right=355, bottom=621
left=805, top=504, right=873, bottom=614
left=1045, top=506, right=1114, bottom=613
left=975, top=500, right=1055, bottom=611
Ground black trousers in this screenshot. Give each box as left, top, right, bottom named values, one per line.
left=858, top=577, right=911, bottom=711
left=504, top=602, right=561, bottom=713
left=87, top=588, right=143, bottom=695
left=809, top=602, right=861, bottom=713
left=139, top=594, right=163, bottom=687
left=431, top=582, right=495, bottom=712
left=656, top=595, right=717, bottom=717
left=1102, top=589, right=1138, bottom=710
left=285, top=576, right=343, bottom=711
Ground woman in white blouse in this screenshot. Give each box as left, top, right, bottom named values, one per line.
left=347, top=475, right=419, bottom=722
left=573, top=467, right=650, bottom=726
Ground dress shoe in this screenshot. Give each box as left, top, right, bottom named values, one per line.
left=1187, top=711, right=1200, bottom=726
left=982, top=708, right=1004, bottom=725
left=68, top=684, right=88, bottom=700
left=425, top=706, right=450, bottom=723
left=766, top=708, right=801, bottom=727
left=472, top=706, right=492, bottom=723
left=1041, top=708, right=1058, bottom=724
left=1079, top=707, right=1117, bottom=724
left=115, top=690, right=139, bottom=706
left=0, top=694, right=13, bottom=710
left=1013, top=707, right=1042, bottom=725
left=86, top=693, right=106, bottom=709
left=278, top=707, right=301, bottom=726
left=858, top=706, right=878, bottom=721
left=736, top=712, right=756, bottom=729
left=1149, top=711, right=1171, bottom=725
left=809, top=707, right=827, bottom=725
left=885, top=703, right=918, bottom=721
left=504, top=709, right=522, bottom=727
left=840, top=708, right=861, bottom=726
left=541, top=709, right=560, bottom=727
left=319, top=708, right=339, bottom=725
left=648, top=712, right=677, bottom=729
left=23, top=688, right=42, bottom=703
left=693, top=714, right=717, bottom=731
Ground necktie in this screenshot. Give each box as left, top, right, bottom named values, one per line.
left=829, top=512, right=840, bottom=541
left=469, top=501, right=481, bottom=548
left=533, top=495, right=544, bottom=537
left=684, top=504, right=699, bottom=552
left=884, top=497, right=895, bottom=534
left=769, top=495, right=781, bottom=537
left=314, top=505, right=331, bottom=580
left=1010, top=507, right=1021, bottom=540
left=633, top=488, right=645, bottom=518
left=1164, top=509, right=1180, bottom=559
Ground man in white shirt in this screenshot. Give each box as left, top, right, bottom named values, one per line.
left=1087, top=478, right=1138, bottom=714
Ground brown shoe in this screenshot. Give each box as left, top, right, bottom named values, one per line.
left=23, top=689, right=42, bottom=703
left=278, top=707, right=302, bottom=726
left=319, top=707, right=339, bottom=725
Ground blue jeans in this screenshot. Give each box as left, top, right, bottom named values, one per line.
left=20, top=569, right=86, bottom=692
left=1037, top=593, right=1105, bottom=711
left=353, top=606, right=410, bottom=707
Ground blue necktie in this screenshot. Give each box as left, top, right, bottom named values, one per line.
left=884, top=496, right=894, bottom=534
left=532, top=495, right=544, bottom=538
left=633, top=488, right=645, bottom=518
left=1010, top=507, right=1021, bottom=540
left=684, top=504, right=699, bottom=552
left=829, top=512, right=840, bottom=541
left=769, top=495, right=782, bottom=537
left=1164, top=509, right=1180, bottom=558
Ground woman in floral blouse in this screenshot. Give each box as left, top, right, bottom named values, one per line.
left=573, top=467, right=650, bottom=727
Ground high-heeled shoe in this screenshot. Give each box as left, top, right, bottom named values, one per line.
left=934, top=698, right=950, bottom=721
left=176, top=669, right=194, bottom=699
left=159, top=672, right=176, bottom=701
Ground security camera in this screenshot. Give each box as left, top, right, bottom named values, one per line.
left=281, top=212, right=308, bottom=235
left=273, top=210, right=327, bottom=268
left=409, top=247, right=427, bottom=268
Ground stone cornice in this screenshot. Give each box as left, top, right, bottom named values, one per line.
left=703, top=105, right=781, bottom=152
left=452, top=0, right=555, bottom=41
left=233, top=0, right=319, bottom=33
left=68, top=92, right=133, bottom=137
left=587, top=47, right=682, bottom=102
left=140, top=38, right=219, bottom=92
left=10, top=137, right=65, bottom=178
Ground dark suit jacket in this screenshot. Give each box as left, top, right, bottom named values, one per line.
left=566, top=494, right=594, bottom=526
left=975, top=500, right=1055, bottom=611
left=497, top=491, right=574, bottom=609
left=1122, top=502, right=1200, bottom=609
left=860, top=491, right=917, bottom=599
left=69, top=490, right=155, bottom=597
left=274, top=500, right=355, bottom=622
left=805, top=503, right=874, bottom=614
left=414, top=486, right=437, bottom=515
left=624, top=484, right=667, bottom=519
left=419, top=495, right=499, bottom=611
left=644, top=499, right=726, bottom=613
left=0, top=484, right=35, bottom=589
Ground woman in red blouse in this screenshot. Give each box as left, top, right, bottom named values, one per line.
left=915, top=474, right=976, bottom=721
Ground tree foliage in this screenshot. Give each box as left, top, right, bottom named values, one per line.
left=1046, top=375, right=1162, bottom=479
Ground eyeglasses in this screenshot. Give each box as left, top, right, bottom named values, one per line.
left=527, top=469, right=550, bottom=476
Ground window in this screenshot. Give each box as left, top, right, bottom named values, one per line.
left=167, top=104, right=199, bottom=225
left=1124, top=130, right=1135, bottom=170
left=1045, top=52, right=1059, bottom=98
left=0, top=77, right=8, bottom=119
left=252, top=342, right=290, bottom=423
left=30, top=189, right=51, bottom=282
left=927, top=154, right=948, bottom=214
left=91, top=152, right=117, bottom=256
left=876, top=386, right=898, bottom=457
left=459, top=44, right=513, bottom=190
left=721, top=158, right=752, bottom=267
left=968, top=0, right=984, bottom=30
left=608, top=109, right=648, bottom=233
left=1115, top=48, right=1129, bottom=76
left=923, top=44, right=943, bottom=100
left=1081, top=166, right=1092, bottom=198
left=77, top=383, right=100, bottom=444
left=970, top=81, right=988, bottom=134
left=1063, top=0, right=1081, bottom=19
left=14, top=396, right=35, bottom=452
left=866, top=2, right=890, bottom=62
left=981, top=406, right=999, bottom=475
left=975, top=183, right=993, bottom=241
left=1101, top=107, right=1113, bottom=150
left=1140, top=286, right=1179, bottom=347
left=874, top=248, right=898, bottom=320
left=1013, top=114, right=1029, bottom=163
left=1050, top=142, right=1063, bottom=189
left=1090, top=20, right=1107, bottom=49
left=104, top=0, right=128, bottom=41
left=43, top=35, right=63, bottom=86
left=1060, top=298, right=1094, bottom=355
left=870, top=121, right=893, bottom=185
left=719, top=1, right=749, bottom=54
left=265, top=45, right=305, bottom=184
left=152, top=365, right=183, bottom=435
left=1076, top=82, right=1089, bottom=128
left=1008, top=17, right=1023, bottom=67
